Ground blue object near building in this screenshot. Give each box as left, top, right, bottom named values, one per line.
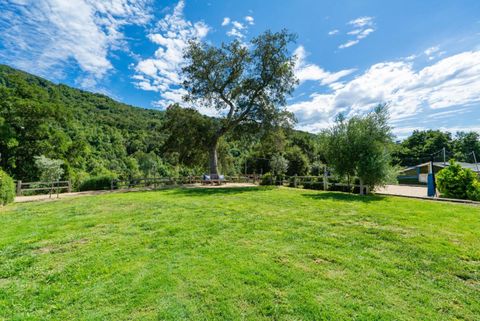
left=427, top=173, right=436, bottom=197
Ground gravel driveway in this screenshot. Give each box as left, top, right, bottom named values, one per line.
left=375, top=184, right=429, bottom=198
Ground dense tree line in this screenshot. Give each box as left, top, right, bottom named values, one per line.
left=393, top=130, right=480, bottom=166
left=0, top=64, right=317, bottom=187
left=1, top=64, right=479, bottom=190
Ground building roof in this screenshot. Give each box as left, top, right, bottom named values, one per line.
left=433, top=161, right=480, bottom=172
left=400, top=161, right=480, bottom=173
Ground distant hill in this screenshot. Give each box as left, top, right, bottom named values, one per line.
left=0, top=64, right=320, bottom=185
left=0, top=64, right=165, bottom=182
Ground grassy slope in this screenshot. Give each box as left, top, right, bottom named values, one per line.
left=0, top=187, right=479, bottom=320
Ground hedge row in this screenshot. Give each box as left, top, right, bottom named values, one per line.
left=0, top=169, right=15, bottom=205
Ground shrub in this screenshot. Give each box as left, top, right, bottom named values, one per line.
left=303, top=181, right=324, bottom=190
left=467, top=180, right=480, bottom=201
left=436, top=160, right=477, bottom=200
left=78, top=175, right=116, bottom=191
left=0, top=169, right=15, bottom=205
left=260, top=172, right=274, bottom=186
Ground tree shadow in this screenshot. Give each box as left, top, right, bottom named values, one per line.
left=169, top=186, right=274, bottom=196
left=302, top=191, right=386, bottom=203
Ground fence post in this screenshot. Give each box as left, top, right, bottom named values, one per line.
left=111, top=179, right=114, bottom=191
left=293, top=175, right=298, bottom=188
left=67, top=180, right=72, bottom=193
left=16, top=180, right=22, bottom=196
left=323, top=167, right=328, bottom=191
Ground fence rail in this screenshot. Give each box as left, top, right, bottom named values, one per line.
left=13, top=174, right=369, bottom=197
left=110, top=175, right=261, bottom=190
left=266, top=175, right=369, bottom=195
left=15, top=180, right=71, bottom=196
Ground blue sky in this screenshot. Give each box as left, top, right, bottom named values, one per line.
left=1, top=0, right=480, bottom=137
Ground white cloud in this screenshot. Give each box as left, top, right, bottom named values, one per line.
left=133, top=0, right=210, bottom=108
left=226, top=20, right=249, bottom=39
left=339, top=40, right=359, bottom=49
left=221, top=16, right=254, bottom=40
left=288, top=50, right=480, bottom=134
left=357, top=28, right=374, bottom=39
left=424, top=46, right=440, bottom=56
left=348, top=16, right=374, bottom=28
left=227, top=28, right=246, bottom=39
left=0, top=0, right=152, bottom=89
left=328, top=29, right=339, bottom=36
left=424, top=46, right=446, bottom=60
left=294, top=46, right=356, bottom=85
left=339, top=16, right=375, bottom=49
left=222, top=17, right=231, bottom=26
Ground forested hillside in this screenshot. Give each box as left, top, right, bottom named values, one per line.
left=3, top=64, right=477, bottom=189
left=0, top=64, right=319, bottom=185
left=0, top=64, right=169, bottom=183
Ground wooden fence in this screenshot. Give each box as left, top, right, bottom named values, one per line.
left=110, top=175, right=261, bottom=190
left=268, top=175, right=369, bottom=195
left=13, top=174, right=368, bottom=197
left=15, top=180, right=71, bottom=196
left=110, top=174, right=369, bottom=194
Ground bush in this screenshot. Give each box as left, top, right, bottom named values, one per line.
left=78, top=175, right=115, bottom=191
left=0, top=169, right=15, bottom=205
left=436, top=160, right=478, bottom=200
left=467, top=180, right=480, bottom=201
left=260, top=172, right=274, bottom=186
left=303, top=181, right=324, bottom=190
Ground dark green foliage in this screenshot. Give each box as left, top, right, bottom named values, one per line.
left=260, top=172, right=274, bottom=185
left=453, top=131, right=480, bottom=162
left=0, top=64, right=165, bottom=181
left=467, top=180, right=480, bottom=201
left=324, top=105, right=394, bottom=190
left=78, top=176, right=116, bottom=191
left=285, top=146, right=309, bottom=176
left=394, top=130, right=480, bottom=166
left=436, top=160, right=479, bottom=200
left=0, top=64, right=321, bottom=184
left=302, top=179, right=324, bottom=190
left=182, top=30, right=298, bottom=174
left=0, top=169, right=15, bottom=205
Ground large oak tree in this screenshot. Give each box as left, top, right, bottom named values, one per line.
left=182, top=30, right=298, bottom=175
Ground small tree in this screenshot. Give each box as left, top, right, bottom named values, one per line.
left=324, top=105, right=394, bottom=193
left=270, top=154, right=289, bottom=184
left=34, top=155, right=64, bottom=198
left=285, top=146, right=310, bottom=176
left=182, top=30, right=298, bottom=175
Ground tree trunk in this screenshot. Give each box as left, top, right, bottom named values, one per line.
left=209, top=140, right=220, bottom=175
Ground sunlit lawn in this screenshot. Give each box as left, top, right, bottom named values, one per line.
left=1, top=187, right=479, bottom=320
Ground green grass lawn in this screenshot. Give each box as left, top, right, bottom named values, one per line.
left=1, top=187, right=479, bottom=320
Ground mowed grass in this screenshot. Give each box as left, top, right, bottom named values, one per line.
left=0, top=187, right=479, bottom=320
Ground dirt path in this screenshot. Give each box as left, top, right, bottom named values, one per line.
left=375, top=184, right=428, bottom=198
left=14, top=183, right=258, bottom=203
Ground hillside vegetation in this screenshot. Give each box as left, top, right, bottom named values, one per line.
left=0, top=65, right=318, bottom=186
left=0, top=64, right=165, bottom=182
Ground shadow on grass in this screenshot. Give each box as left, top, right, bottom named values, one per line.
left=302, top=191, right=386, bottom=203
left=170, top=186, right=274, bottom=196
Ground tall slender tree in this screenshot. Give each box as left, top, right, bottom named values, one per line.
left=182, top=30, right=298, bottom=175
